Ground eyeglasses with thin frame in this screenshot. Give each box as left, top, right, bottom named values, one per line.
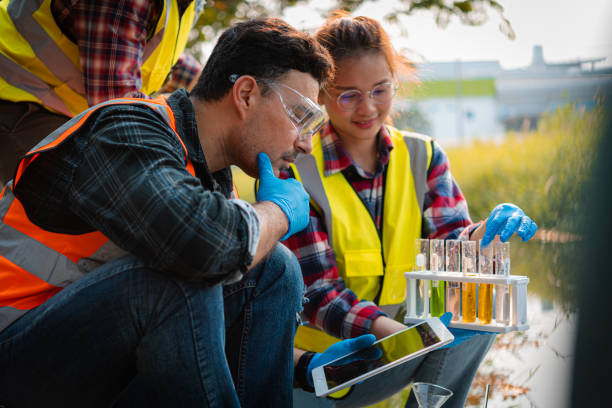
left=229, top=74, right=326, bottom=140
left=324, top=82, right=397, bottom=111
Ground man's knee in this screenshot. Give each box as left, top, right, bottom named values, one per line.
left=266, top=243, right=304, bottom=296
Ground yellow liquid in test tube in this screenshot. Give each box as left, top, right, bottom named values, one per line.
left=478, top=239, right=494, bottom=325
left=462, top=282, right=477, bottom=322
left=478, top=284, right=493, bottom=324
left=461, top=256, right=477, bottom=322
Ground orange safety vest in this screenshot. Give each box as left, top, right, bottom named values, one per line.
left=0, top=96, right=195, bottom=332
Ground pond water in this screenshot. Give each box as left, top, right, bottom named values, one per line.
left=466, top=239, right=578, bottom=408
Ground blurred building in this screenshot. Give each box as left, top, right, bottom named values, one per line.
left=397, top=45, right=612, bottom=146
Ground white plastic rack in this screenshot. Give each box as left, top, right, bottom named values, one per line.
left=403, top=271, right=529, bottom=333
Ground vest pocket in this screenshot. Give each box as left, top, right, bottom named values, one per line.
left=342, top=250, right=383, bottom=277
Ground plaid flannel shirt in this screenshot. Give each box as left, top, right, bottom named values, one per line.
left=281, top=123, right=481, bottom=339
left=52, top=0, right=202, bottom=106
left=14, top=89, right=258, bottom=285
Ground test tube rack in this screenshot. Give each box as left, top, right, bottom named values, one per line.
left=403, top=271, right=529, bottom=333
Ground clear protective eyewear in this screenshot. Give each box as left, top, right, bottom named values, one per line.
left=229, top=74, right=326, bottom=140
left=325, top=82, right=397, bottom=111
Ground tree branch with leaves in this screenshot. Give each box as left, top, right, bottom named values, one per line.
left=188, top=0, right=513, bottom=57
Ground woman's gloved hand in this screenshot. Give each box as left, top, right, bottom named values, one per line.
left=481, top=203, right=538, bottom=248
left=256, top=152, right=310, bottom=240
left=306, top=334, right=380, bottom=386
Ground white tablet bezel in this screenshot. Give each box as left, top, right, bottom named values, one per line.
left=312, top=317, right=454, bottom=398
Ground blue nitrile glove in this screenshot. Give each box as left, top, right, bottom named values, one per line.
left=480, top=203, right=538, bottom=248
left=256, top=152, right=310, bottom=240
left=306, top=334, right=380, bottom=386
left=439, top=312, right=487, bottom=349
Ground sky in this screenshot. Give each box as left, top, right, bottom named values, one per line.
left=282, top=0, right=612, bottom=70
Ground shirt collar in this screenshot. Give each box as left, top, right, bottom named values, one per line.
left=320, top=122, right=394, bottom=178
left=166, top=89, right=233, bottom=197
left=166, top=89, right=205, bottom=165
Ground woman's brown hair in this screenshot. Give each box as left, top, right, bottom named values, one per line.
left=315, top=10, right=413, bottom=80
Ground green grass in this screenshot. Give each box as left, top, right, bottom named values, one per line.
left=399, top=78, right=497, bottom=100
left=446, top=103, right=604, bottom=234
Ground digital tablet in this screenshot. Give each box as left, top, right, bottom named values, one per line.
left=311, top=317, right=453, bottom=398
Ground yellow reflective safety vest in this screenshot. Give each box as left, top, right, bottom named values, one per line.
left=291, top=125, right=432, bottom=353
left=0, top=0, right=199, bottom=117
left=0, top=96, right=196, bottom=332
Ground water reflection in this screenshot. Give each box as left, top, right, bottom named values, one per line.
left=467, top=238, right=578, bottom=407
left=510, top=238, right=581, bottom=313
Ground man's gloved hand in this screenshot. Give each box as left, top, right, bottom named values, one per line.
left=306, top=334, right=380, bottom=386
left=256, top=153, right=310, bottom=240
left=439, top=312, right=488, bottom=349
left=481, top=203, right=538, bottom=248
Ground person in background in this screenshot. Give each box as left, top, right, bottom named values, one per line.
left=0, top=17, right=375, bottom=407
left=0, top=0, right=204, bottom=186
left=285, top=12, right=538, bottom=407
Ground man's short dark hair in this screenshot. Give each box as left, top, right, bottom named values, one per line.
left=191, top=18, right=333, bottom=101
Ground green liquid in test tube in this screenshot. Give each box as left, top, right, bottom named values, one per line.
left=429, top=239, right=445, bottom=317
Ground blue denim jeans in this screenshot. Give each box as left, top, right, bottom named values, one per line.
left=0, top=244, right=304, bottom=408
left=293, top=333, right=495, bottom=408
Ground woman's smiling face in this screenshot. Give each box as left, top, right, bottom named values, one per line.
left=321, top=51, right=394, bottom=143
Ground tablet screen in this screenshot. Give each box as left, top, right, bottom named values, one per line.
left=320, top=322, right=441, bottom=389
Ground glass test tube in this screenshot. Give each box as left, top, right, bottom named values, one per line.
left=461, top=240, right=477, bottom=323
left=429, top=239, right=445, bottom=317
left=414, top=239, right=430, bottom=318
left=478, top=240, right=494, bottom=324
left=445, top=239, right=461, bottom=321
left=495, top=241, right=511, bottom=324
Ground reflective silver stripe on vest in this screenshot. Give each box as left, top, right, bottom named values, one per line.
left=4, top=98, right=173, bottom=285
left=0, top=186, right=87, bottom=287
left=87, top=97, right=174, bottom=125
left=0, top=305, right=28, bottom=332
left=294, top=135, right=429, bottom=246
left=2, top=0, right=174, bottom=114
left=7, top=0, right=85, bottom=94
left=142, top=0, right=171, bottom=62
left=402, top=134, right=429, bottom=214
left=294, top=153, right=335, bottom=248
left=0, top=52, right=72, bottom=116
left=26, top=97, right=175, bottom=154
left=0, top=188, right=128, bottom=333
left=0, top=98, right=175, bottom=331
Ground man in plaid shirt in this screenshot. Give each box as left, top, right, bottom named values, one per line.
left=0, top=0, right=203, bottom=186
left=50, top=0, right=202, bottom=104
left=0, top=17, right=365, bottom=407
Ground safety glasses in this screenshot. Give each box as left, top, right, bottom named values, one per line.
left=324, top=82, right=397, bottom=111
left=229, top=75, right=326, bottom=140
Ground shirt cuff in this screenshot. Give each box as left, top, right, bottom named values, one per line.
left=343, top=301, right=387, bottom=339
left=232, top=199, right=260, bottom=255
left=221, top=199, right=259, bottom=285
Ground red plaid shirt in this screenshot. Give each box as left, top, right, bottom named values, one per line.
left=281, top=123, right=481, bottom=339
left=52, top=0, right=202, bottom=106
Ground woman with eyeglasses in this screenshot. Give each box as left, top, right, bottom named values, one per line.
left=284, top=11, right=538, bottom=408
